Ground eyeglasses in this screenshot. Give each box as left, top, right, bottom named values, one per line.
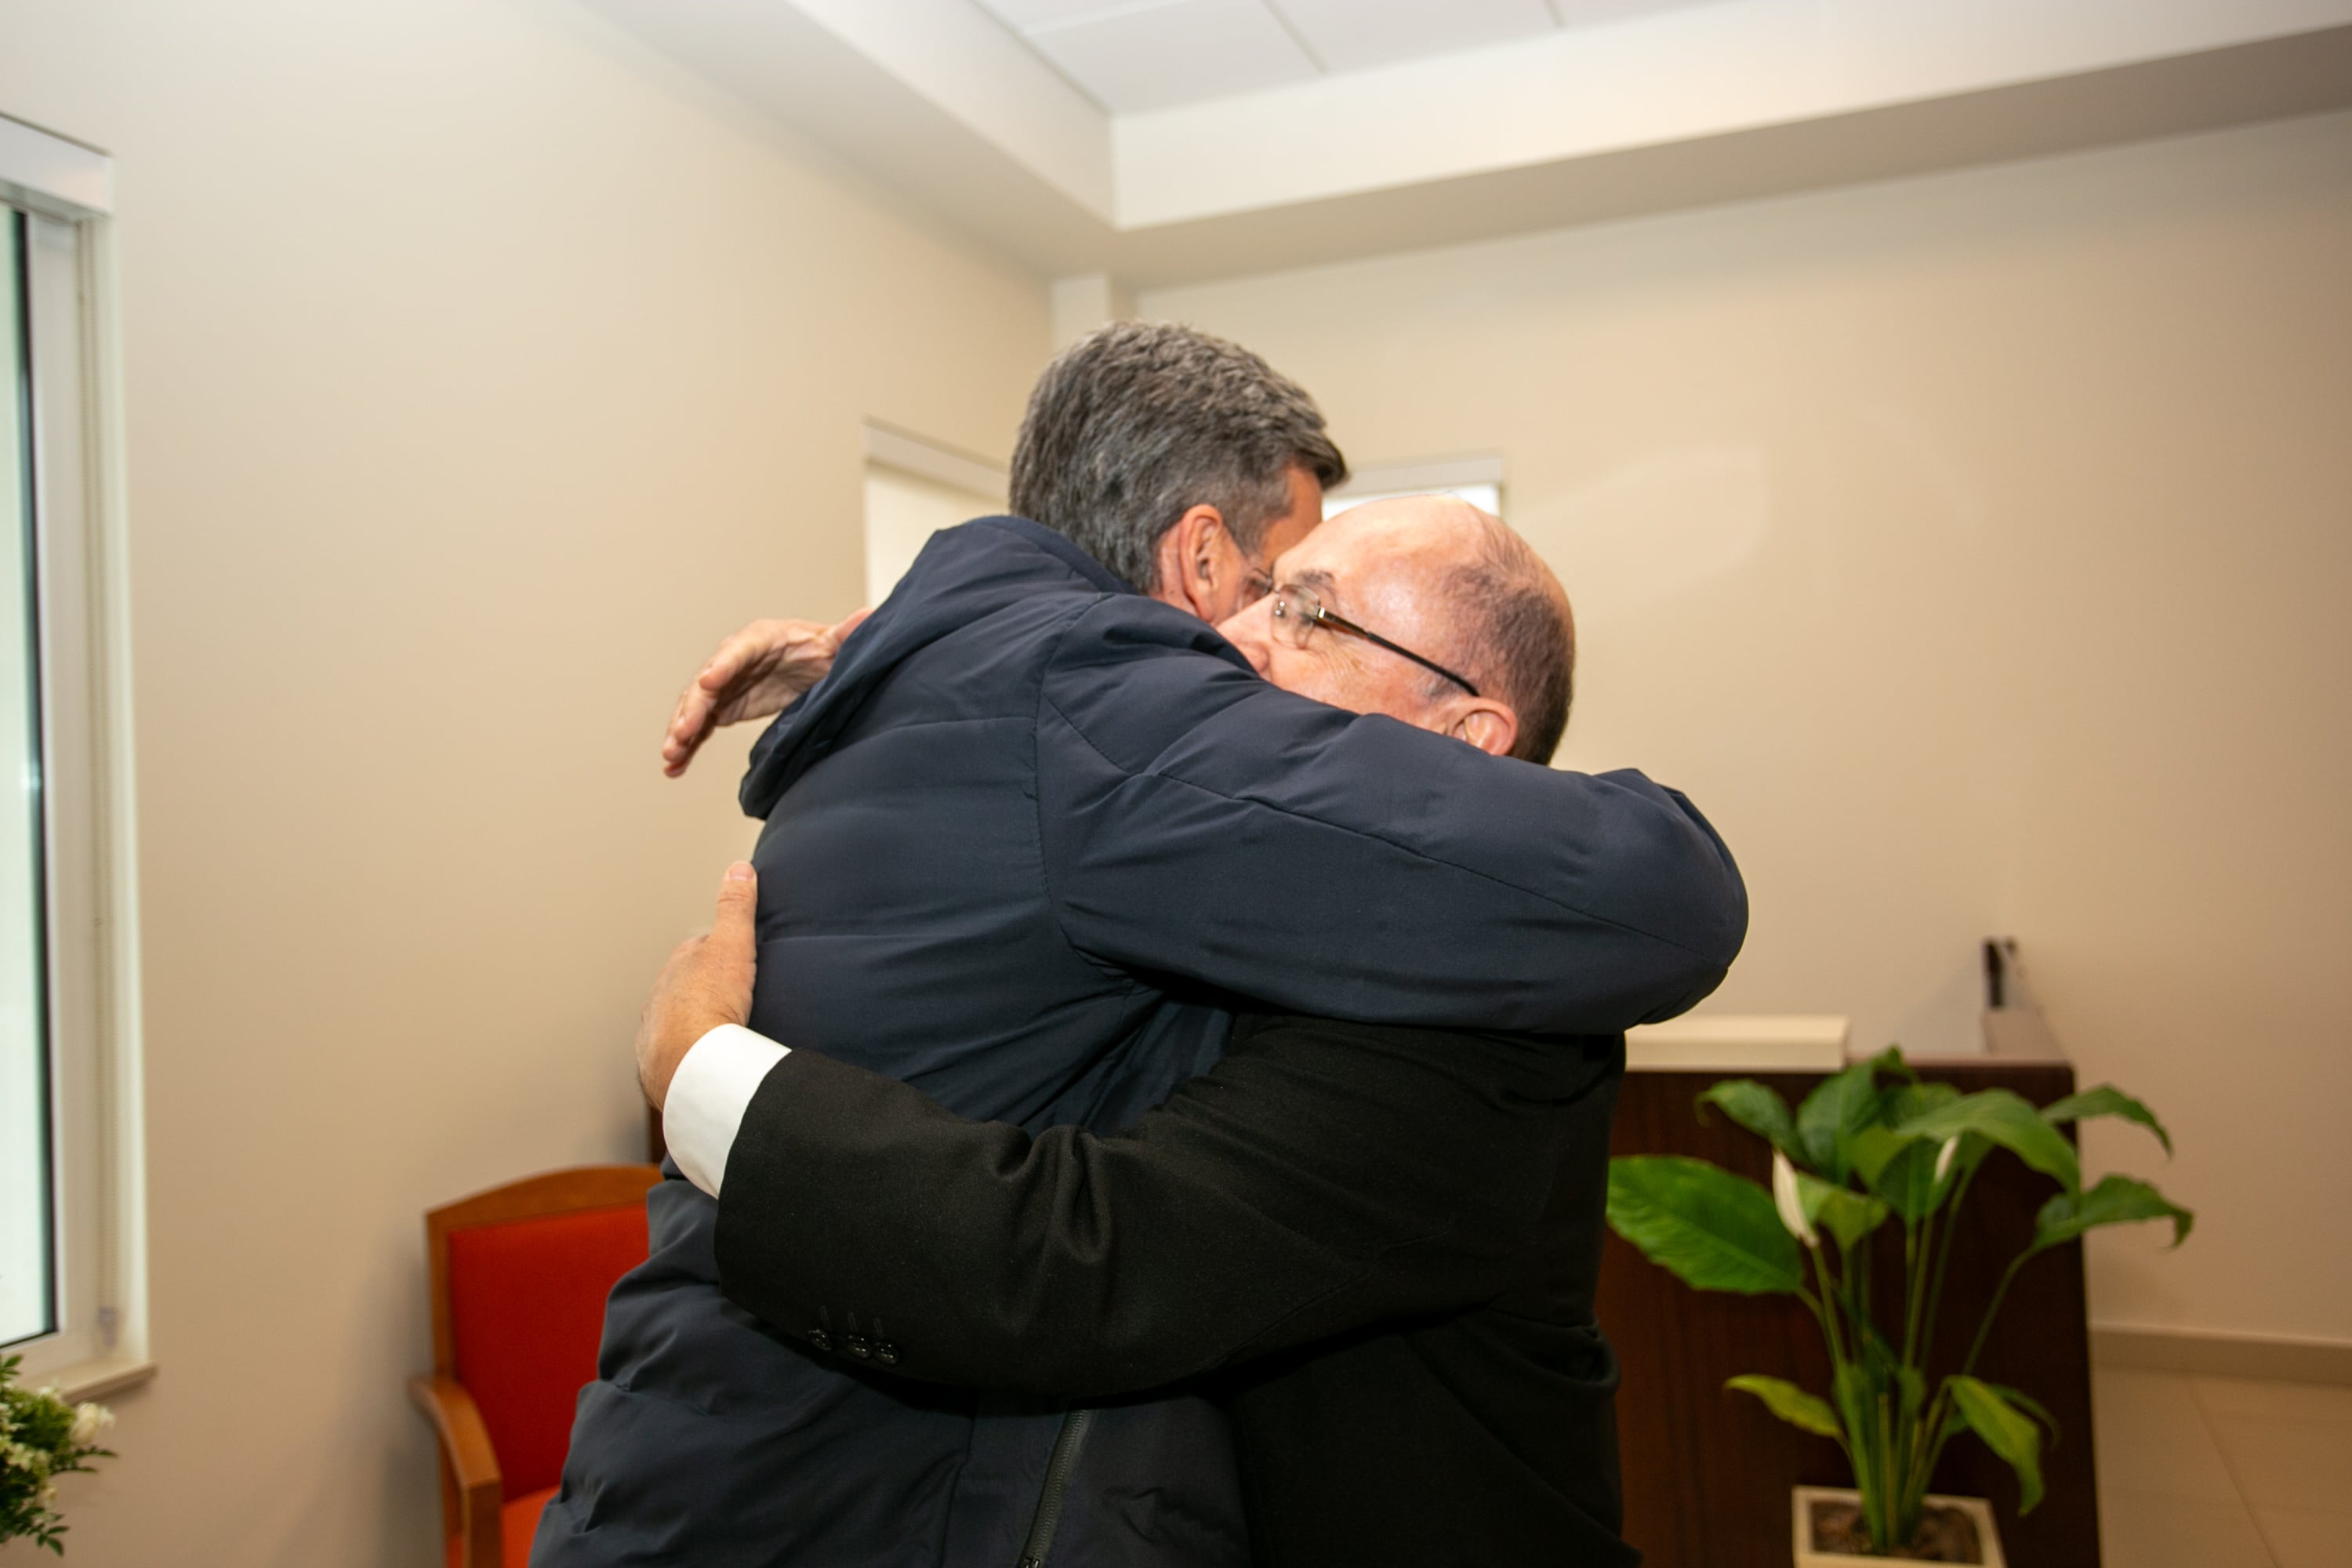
left=1266, top=582, right=1480, bottom=697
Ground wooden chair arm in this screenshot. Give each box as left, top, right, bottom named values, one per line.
left=408, top=1374, right=503, bottom=1568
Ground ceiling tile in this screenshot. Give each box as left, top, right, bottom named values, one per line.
left=1023, top=0, right=1321, bottom=114
left=1270, top=0, right=1558, bottom=74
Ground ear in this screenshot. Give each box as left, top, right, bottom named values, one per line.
left=1150, top=505, right=1236, bottom=619
left=1450, top=701, right=1520, bottom=759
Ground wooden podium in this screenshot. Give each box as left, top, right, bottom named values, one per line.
left=1601, top=1045, right=2102, bottom=1567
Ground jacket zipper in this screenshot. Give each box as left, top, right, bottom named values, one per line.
left=1014, top=1406, right=1095, bottom=1568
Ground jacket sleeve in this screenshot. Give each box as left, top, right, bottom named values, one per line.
left=1036, top=597, right=1747, bottom=1036
left=714, top=1016, right=1612, bottom=1398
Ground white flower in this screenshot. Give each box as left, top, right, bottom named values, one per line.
left=70, top=1402, right=114, bottom=1446
left=1933, top=1135, right=1962, bottom=1186
left=1773, top=1149, right=1820, bottom=1250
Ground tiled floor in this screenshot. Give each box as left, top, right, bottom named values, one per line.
left=2095, top=1367, right=2352, bottom=1567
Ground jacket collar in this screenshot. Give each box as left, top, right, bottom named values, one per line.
left=976, top=516, right=1136, bottom=597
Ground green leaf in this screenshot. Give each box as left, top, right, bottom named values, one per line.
left=1795, top=1169, right=1891, bottom=1250
left=1846, top=1125, right=1916, bottom=1189
left=1696, top=1080, right=1800, bottom=1156
left=1949, top=1375, right=2045, bottom=1513
left=1897, top=1365, right=1929, bottom=1429
left=1896, top=1089, right=2082, bottom=1192
left=1797, top=1048, right=1910, bottom=1180
left=1833, top=1361, right=1880, bottom=1461
left=1606, top=1156, right=1806, bottom=1294
left=1893, top=1083, right=1961, bottom=1135
left=2041, top=1085, right=2173, bottom=1156
left=1797, top=1064, right=1877, bottom=1175
left=1872, top=1138, right=1948, bottom=1223
left=1843, top=1080, right=1956, bottom=1188
left=1867, top=1045, right=1919, bottom=1082
left=1987, top=1383, right=2062, bottom=1450
left=1886, top=1081, right=1960, bottom=1120
left=1850, top=1104, right=1962, bottom=1222
left=1853, top=1312, right=1904, bottom=1385
left=2033, top=1174, right=2194, bottom=1253
left=1847, top=1083, right=1983, bottom=1219
left=1726, top=1375, right=1845, bottom=1439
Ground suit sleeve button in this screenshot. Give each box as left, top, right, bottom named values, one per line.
left=844, top=1335, right=873, bottom=1359
left=808, top=1330, right=832, bottom=1352
left=875, top=1342, right=900, bottom=1367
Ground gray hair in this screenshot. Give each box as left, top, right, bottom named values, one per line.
left=1427, top=510, right=1576, bottom=764
left=1009, top=321, right=1348, bottom=593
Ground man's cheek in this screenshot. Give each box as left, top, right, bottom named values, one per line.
left=1274, top=662, right=1348, bottom=710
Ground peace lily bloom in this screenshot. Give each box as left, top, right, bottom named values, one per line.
left=1772, top=1149, right=1820, bottom=1249
left=1933, top=1135, right=1962, bottom=1186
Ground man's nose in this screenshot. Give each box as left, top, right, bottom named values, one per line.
left=1218, top=601, right=1275, bottom=675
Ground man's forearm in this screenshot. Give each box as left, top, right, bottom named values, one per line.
left=1040, top=601, right=1749, bottom=1036
left=713, top=1018, right=1610, bottom=1398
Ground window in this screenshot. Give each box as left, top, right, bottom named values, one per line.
left=1323, top=456, right=1504, bottom=521
left=0, top=114, right=143, bottom=1398
left=0, top=204, right=42, bottom=1350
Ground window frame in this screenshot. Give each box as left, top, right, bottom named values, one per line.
left=1, top=112, right=147, bottom=1401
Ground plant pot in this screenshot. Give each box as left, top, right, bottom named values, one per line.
left=1791, top=1486, right=2006, bottom=1566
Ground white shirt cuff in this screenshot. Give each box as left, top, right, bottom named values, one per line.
left=663, top=1022, right=789, bottom=1197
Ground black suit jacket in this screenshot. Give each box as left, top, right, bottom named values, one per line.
left=716, top=1014, right=1641, bottom=1566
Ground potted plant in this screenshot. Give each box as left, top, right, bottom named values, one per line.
left=1, top=1354, right=114, bottom=1555
left=1606, top=1048, right=2189, bottom=1564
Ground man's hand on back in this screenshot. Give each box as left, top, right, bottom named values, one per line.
left=637, top=862, right=760, bottom=1109
left=661, top=609, right=870, bottom=777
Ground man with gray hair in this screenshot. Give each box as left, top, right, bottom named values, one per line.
left=539, top=325, right=1744, bottom=1567
left=656, top=323, right=1338, bottom=771
left=1008, top=321, right=1341, bottom=608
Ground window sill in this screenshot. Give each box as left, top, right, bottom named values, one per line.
left=42, top=1353, right=154, bottom=1402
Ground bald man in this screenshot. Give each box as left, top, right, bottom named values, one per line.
left=644, top=499, right=1649, bottom=1567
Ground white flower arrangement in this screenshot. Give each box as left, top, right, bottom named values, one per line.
left=1, top=1354, right=114, bottom=1554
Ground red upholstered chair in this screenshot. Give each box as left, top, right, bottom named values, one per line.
left=408, top=1165, right=661, bottom=1568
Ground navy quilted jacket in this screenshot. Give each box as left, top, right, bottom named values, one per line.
left=535, top=516, right=1744, bottom=1568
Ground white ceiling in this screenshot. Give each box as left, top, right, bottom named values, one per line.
left=573, top=0, right=2352, bottom=286
left=971, top=0, right=1715, bottom=113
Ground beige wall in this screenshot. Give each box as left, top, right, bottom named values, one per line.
left=2, top=0, right=2344, bottom=1548
left=1142, top=111, right=2352, bottom=1350
left=0, top=0, right=1047, bottom=1561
